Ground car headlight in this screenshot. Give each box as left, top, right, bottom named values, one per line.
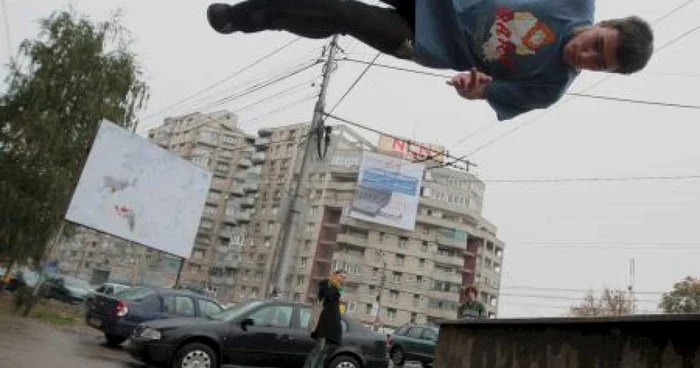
left=139, top=327, right=161, bottom=340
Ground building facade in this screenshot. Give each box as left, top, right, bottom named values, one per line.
left=51, top=112, right=505, bottom=330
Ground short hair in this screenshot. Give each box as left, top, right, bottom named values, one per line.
left=601, top=16, right=654, bottom=74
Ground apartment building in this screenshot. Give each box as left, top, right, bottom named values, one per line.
left=255, top=125, right=505, bottom=330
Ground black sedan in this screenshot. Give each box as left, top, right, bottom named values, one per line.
left=126, top=299, right=390, bottom=368
left=86, top=286, right=224, bottom=346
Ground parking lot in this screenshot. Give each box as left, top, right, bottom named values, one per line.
left=0, top=313, right=421, bottom=368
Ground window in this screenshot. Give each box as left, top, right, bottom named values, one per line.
left=393, top=272, right=402, bottom=282
left=419, top=258, right=426, bottom=268
left=299, top=308, right=350, bottom=332
left=395, top=326, right=409, bottom=335
left=395, top=254, right=405, bottom=266
left=300, top=258, right=308, bottom=268
left=398, top=237, right=408, bottom=249
left=421, top=241, right=428, bottom=253
left=248, top=305, right=293, bottom=328
left=408, top=327, right=423, bottom=339
left=386, top=308, right=397, bottom=320
left=413, top=294, right=421, bottom=306
left=348, top=302, right=357, bottom=313
left=390, top=290, right=399, bottom=301
left=378, top=232, right=385, bottom=242
left=198, top=299, right=223, bottom=317
left=162, top=296, right=196, bottom=317
left=297, top=275, right=305, bottom=285
left=365, top=304, right=373, bottom=315
left=422, top=328, right=438, bottom=341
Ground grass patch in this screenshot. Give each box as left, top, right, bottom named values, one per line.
left=0, top=291, right=83, bottom=327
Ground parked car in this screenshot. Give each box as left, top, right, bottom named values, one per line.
left=43, top=274, right=93, bottom=304
left=126, top=299, right=390, bottom=368
left=388, top=324, right=439, bottom=367
left=86, top=282, right=131, bottom=304
left=85, top=286, right=224, bottom=346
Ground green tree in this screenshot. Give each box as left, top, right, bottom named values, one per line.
left=0, top=9, right=148, bottom=278
left=569, top=288, right=634, bottom=317
left=659, top=276, right=700, bottom=313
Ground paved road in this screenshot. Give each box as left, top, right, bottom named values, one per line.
left=0, top=314, right=422, bottom=368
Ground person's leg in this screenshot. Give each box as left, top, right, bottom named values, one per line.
left=208, top=0, right=415, bottom=59
left=303, top=337, right=326, bottom=368
left=314, top=340, right=337, bottom=368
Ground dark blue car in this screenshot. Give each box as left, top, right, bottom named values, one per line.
left=85, top=286, right=224, bottom=346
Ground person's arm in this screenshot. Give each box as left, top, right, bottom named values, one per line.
left=484, top=78, right=566, bottom=121
left=447, top=68, right=492, bottom=100
left=449, top=70, right=567, bottom=121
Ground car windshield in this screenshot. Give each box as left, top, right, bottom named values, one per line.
left=209, top=300, right=264, bottom=321
left=115, top=286, right=154, bottom=301
left=62, top=276, right=91, bottom=290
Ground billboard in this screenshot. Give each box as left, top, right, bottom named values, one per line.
left=348, top=152, right=424, bottom=231
left=65, top=120, right=212, bottom=258
left=377, top=135, right=446, bottom=163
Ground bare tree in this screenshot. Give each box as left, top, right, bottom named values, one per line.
left=569, top=288, right=634, bottom=317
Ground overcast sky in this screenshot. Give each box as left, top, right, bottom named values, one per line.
left=2, top=0, right=699, bottom=318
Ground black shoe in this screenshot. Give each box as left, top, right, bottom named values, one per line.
left=207, top=3, right=236, bottom=34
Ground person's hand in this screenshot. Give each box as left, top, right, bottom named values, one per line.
left=447, top=67, right=492, bottom=100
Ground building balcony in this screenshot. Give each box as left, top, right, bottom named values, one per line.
left=434, top=254, right=464, bottom=268
left=432, top=270, right=463, bottom=284
left=243, top=182, right=259, bottom=192
left=252, top=152, right=266, bottom=164
left=258, top=128, right=273, bottom=137
left=336, top=234, right=368, bottom=248
left=325, top=182, right=356, bottom=191
left=238, top=159, right=253, bottom=168
left=254, top=137, right=270, bottom=149
left=230, top=186, right=244, bottom=197
left=437, top=230, right=468, bottom=250
left=222, top=214, right=237, bottom=225
left=239, top=197, right=255, bottom=208
left=236, top=212, right=251, bottom=223
left=210, top=276, right=226, bottom=285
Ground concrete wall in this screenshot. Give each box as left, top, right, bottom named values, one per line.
left=435, top=315, right=700, bottom=368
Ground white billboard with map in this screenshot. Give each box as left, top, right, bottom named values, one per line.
left=349, top=151, right=424, bottom=231
left=65, top=120, right=212, bottom=258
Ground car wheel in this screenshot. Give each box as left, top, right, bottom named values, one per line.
left=328, top=355, right=361, bottom=368
left=172, top=342, right=217, bottom=368
left=390, top=347, right=405, bottom=366
left=104, top=333, right=126, bottom=346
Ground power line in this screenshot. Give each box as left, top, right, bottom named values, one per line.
left=140, top=37, right=303, bottom=122
left=328, top=52, right=381, bottom=115
left=200, top=60, right=322, bottom=112
left=323, top=112, right=478, bottom=169
left=567, top=92, right=700, bottom=110
left=232, top=75, right=322, bottom=114
left=237, top=93, right=320, bottom=128
left=500, top=285, right=665, bottom=295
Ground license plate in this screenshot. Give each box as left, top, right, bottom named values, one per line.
left=88, top=318, right=102, bottom=328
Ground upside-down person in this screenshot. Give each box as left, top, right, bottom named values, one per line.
left=206, top=0, right=654, bottom=121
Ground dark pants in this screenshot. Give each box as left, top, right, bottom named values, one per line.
left=228, top=0, right=416, bottom=59
left=303, top=337, right=336, bottom=368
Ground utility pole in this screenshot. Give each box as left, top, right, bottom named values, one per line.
left=628, top=258, right=636, bottom=314
left=272, top=35, right=340, bottom=299
left=374, top=250, right=388, bottom=332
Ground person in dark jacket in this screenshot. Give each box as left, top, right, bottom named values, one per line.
left=458, top=285, right=487, bottom=319
left=304, top=269, right=348, bottom=368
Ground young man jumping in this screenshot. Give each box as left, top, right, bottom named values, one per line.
left=206, top=0, right=654, bottom=121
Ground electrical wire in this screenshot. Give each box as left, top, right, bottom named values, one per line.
left=327, top=52, right=381, bottom=115
left=141, top=37, right=303, bottom=122
left=232, top=75, right=323, bottom=114
left=199, top=60, right=322, bottom=112
left=238, top=93, right=320, bottom=127
left=323, top=112, right=478, bottom=169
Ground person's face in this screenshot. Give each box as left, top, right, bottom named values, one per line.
left=338, top=272, right=348, bottom=285
left=466, top=290, right=476, bottom=301
left=563, top=24, right=620, bottom=72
